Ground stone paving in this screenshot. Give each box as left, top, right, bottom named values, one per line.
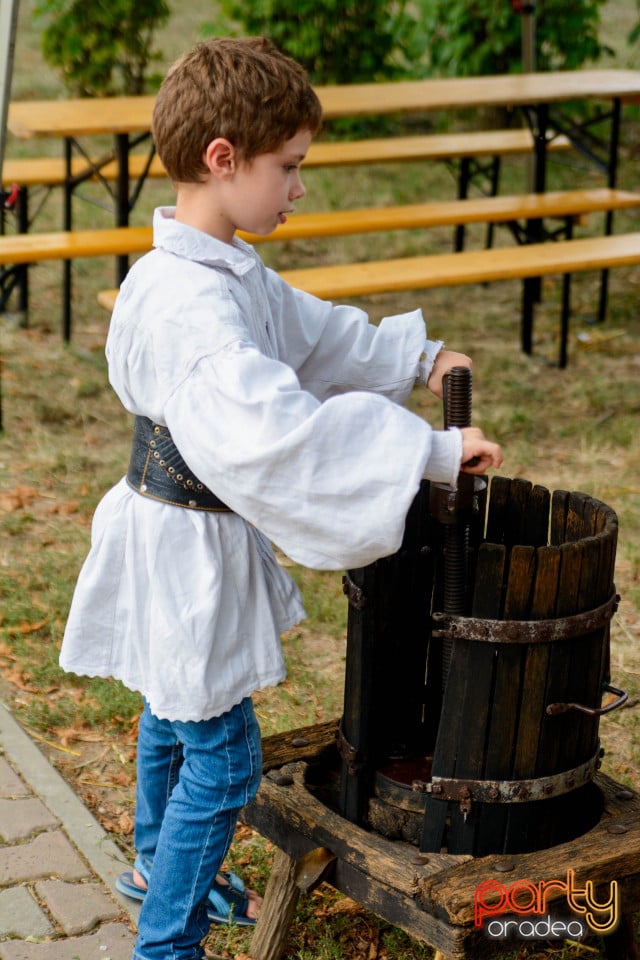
left=0, top=699, right=139, bottom=959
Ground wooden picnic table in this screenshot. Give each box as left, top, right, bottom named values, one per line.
left=8, top=68, right=640, bottom=216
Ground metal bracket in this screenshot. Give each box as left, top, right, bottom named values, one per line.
left=431, top=591, right=619, bottom=645
left=547, top=683, right=628, bottom=717
left=412, top=747, right=602, bottom=804
left=342, top=572, right=367, bottom=610
left=336, top=719, right=366, bottom=775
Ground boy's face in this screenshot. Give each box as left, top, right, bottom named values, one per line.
left=229, top=129, right=312, bottom=238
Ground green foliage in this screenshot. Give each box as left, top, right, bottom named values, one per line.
left=631, top=2, right=640, bottom=46
left=202, top=0, right=430, bottom=86
left=422, top=0, right=610, bottom=77
left=204, top=0, right=610, bottom=87
left=33, top=0, right=171, bottom=96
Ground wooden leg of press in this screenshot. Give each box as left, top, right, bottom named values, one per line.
left=247, top=848, right=301, bottom=960
left=247, top=845, right=337, bottom=960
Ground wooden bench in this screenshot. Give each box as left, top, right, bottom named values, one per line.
left=2, top=188, right=638, bottom=357
left=95, top=228, right=640, bottom=369
left=276, top=231, right=640, bottom=368
left=1, top=126, right=572, bottom=330
left=3, top=188, right=637, bottom=266
left=1, top=127, right=572, bottom=256
left=1, top=127, right=571, bottom=194
left=1, top=152, right=166, bottom=193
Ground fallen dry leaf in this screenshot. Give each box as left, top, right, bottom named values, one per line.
left=118, top=812, right=135, bottom=834
left=0, top=486, right=39, bottom=512
left=322, top=896, right=364, bottom=916
left=46, top=499, right=80, bottom=516
left=5, top=617, right=48, bottom=636
left=2, top=667, right=38, bottom=692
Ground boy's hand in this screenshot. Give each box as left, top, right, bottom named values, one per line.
left=426, top=350, right=472, bottom=398
left=459, top=427, right=503, bottom=474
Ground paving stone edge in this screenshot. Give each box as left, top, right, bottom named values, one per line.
left=0, top=699, right=140, bottom=924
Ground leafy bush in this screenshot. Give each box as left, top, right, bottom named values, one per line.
left=206, top=0, right=611, bottom=86
left=33, top=0, right=170, bottom=97
left=202, top=0, right=430, bottom=86
left=631, top=2, right=640, bottom=45
left=422, top=0, right=609, bottom=77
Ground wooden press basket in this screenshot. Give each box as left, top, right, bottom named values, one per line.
left=340, top=476, right=625, bottom=856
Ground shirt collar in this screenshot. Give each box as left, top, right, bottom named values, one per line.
left=152, top=206, right=256, bottom=276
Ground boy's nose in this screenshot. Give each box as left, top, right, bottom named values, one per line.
left=290, top=174, right=306, bottom=201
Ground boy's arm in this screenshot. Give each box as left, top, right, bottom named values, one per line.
left=459, top=426, right=504, bottom=474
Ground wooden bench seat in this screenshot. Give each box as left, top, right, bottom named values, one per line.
left=277, top=232, right=640, bottom=298
left=96, top=229, right=640, bottom=369
left=2, top=188, right=638, bottom=361
left=276, top=231, right=640, bottom=368
left=303, top=127, right=571, bottom=167
left=1, top=127, right=573, bottom=329
left=3, top=189, right=637, bottom=266
left=1, top=152, right=166, bottom=189
left=1, top=128, right=571, bottom=191
left=239, top=188, right=640, bottom=242
left=0, top=224, right=153, bottom=265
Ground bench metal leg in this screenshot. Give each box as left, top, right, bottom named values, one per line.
left=14, top=187, right=29, bottom=316
left=559, top=272, right=572, bottom=369
left=63, top=138, right=73, bottom=342
left=484, top=155, right=501, bottom=250
left=454, top=157, right=471, bottom=253
left=521, top=277, right=536, bottom=355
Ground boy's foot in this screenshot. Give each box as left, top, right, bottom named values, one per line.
left=116, top=867, right=261, bottom=925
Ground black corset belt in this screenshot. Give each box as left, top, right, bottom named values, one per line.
left=127, top=416, right=232, bottom=512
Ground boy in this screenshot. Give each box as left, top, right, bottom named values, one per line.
left=60, top=36, right=503, bottom=960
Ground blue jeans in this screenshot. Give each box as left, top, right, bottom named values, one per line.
left=132, top=698, right=262, bottom=960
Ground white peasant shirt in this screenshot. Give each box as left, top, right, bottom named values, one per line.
left=59, top=207, right=463, bottom=721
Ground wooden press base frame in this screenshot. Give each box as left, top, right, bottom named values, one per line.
left=241, top=720, right=640, bottom=960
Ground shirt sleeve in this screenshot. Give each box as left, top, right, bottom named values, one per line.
left=417, top=338, right=445, bottom=386
left=164, top=341, right=462, bottom=570
left=264, top=269, right=432, bottom=406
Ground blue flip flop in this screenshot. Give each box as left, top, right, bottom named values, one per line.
left=207, top=871, right=257, bottom=926
left=115, top=857, right=257, bottom=926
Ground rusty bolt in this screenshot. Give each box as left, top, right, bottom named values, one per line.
left=412, top=854, right=430, bottom=865
left=291, top=737, right=310, bottom=748
left=607, top=823, right=629, bottom=835
left=616, top=789, right=634, bottom=801
left=271, top=773, right=294, bottom=787
left=495, top=860, right=516, bottom=873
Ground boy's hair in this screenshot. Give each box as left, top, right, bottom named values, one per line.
left=152, top=36, right=323, bottom=183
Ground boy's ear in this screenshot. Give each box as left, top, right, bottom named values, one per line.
left=205, top=138, right=237, bottom=179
